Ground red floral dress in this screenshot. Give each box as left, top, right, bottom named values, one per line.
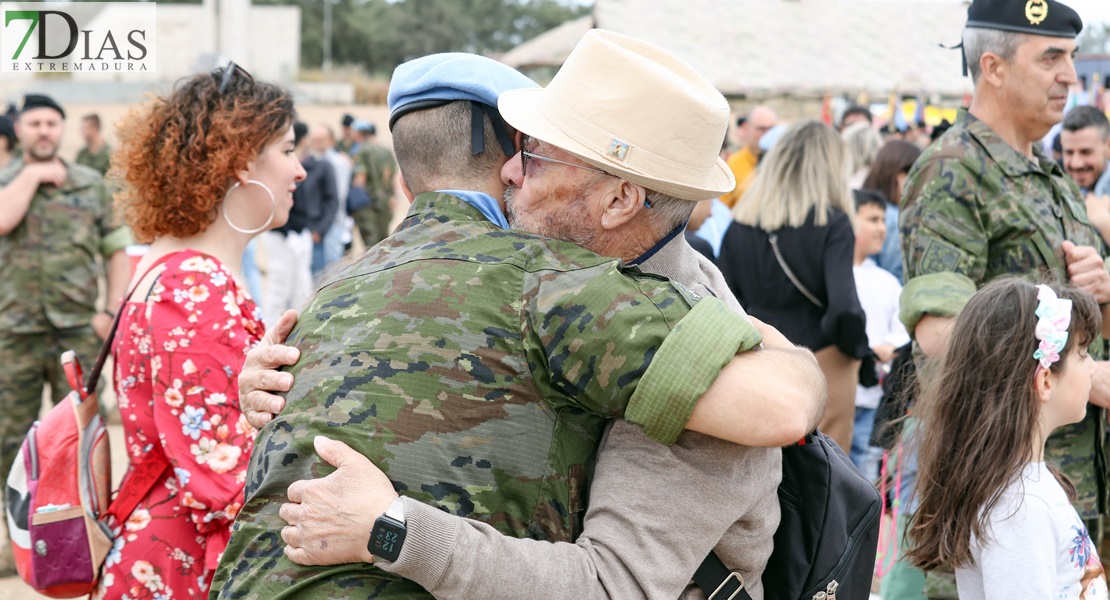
left=96, top=250, right=263, bottom=600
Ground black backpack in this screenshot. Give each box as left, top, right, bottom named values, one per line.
left=694, top=430, right=881, bottom=600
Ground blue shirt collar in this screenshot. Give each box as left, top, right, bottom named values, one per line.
left=627, top=223, right=686, bottom=266
left=437, top=189, right=509, bottom=229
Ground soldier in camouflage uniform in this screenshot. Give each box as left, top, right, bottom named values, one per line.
left=237, top=36, right=827, bottom=600
left=74, top=113, right=111, bottom=176
left=0, top=95, right=129, bottom=564
left=350, top=123, right=397, bottom=248
left=898, top=0, right=1104, bottom=596
left=213, top=50, right=791, bottom=598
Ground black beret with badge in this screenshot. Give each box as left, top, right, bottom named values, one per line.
left=20, top=94, right=65, bottom=119
left=966, top=0, right=1083, bottom=38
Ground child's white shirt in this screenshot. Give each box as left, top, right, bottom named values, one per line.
left=853, top=258, right=909, bottom=409
left=957, top=462, right=1108, bottom=600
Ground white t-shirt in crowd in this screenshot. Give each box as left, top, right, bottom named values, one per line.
left=956, top=461, right=1109, bottom=600
left=853, top=258, right=910, bottom=409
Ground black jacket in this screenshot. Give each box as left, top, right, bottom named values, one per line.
left=276, top=154, right=338, bottom=236
left=717, top=207, right=868, bottom=358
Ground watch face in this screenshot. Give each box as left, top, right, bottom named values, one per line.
left=368, top=517, right=406, bottom=562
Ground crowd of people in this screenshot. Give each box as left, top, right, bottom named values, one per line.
left=2, top=0, right=1110, bottom=598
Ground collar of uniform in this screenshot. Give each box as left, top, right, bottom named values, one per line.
left=406, top=190, right=500, bottom=227
left=960, top=109, right=1056, bottom=180
left=435, top=189, right=509, bottom=229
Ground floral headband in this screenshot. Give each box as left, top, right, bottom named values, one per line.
left=1033, top=284, right=1072, bottom=370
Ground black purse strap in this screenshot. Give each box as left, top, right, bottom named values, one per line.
left=82, top=252, right=177, bottom=394
left=768, top=232, right=825, bottom=310
left=693, top=551, right=752, bottom=600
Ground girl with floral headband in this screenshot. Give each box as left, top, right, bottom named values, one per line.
left=907, top=278, right=1108, bottom=598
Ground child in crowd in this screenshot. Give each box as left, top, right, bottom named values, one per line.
left=851, top=189, right=909, bottom=477
left=907, top=278, right=1108, bottom=599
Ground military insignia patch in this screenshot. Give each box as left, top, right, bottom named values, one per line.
left=920, top=239, right=963, bottom=273
left=1026, top=0, right=1048, bottom=25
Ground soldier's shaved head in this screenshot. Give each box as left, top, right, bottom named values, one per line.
left=392, top=101, right=510, bottom=195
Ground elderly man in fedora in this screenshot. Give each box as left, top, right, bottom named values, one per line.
left=228, top=32, right=824, bottom=600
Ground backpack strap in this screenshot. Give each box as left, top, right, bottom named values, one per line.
left=693, top=551, right=752, bottom=600
left=82, top=252, right=178, bottom=395
left=91, top=252, right=179, bottom=526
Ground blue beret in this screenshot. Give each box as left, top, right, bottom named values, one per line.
left=387, top=53, right=538, bottom=130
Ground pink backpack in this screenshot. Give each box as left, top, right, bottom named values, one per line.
left=4, top=256, right=172, bottom=597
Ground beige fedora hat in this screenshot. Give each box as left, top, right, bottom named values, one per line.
left=498, top=29, right=735, bottom=201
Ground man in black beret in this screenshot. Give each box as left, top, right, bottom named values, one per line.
left=0, top=92, right=129, bottom=574
left=897, top=0, right=1109, bottom=597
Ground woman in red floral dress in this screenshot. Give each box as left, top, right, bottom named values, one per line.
left=95, top=65, right=305, bottom=600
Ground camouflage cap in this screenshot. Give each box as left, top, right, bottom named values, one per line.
left=966, top=0, right=1082, bottom=38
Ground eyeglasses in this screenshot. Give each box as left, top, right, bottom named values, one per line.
left=218, top=61, right=254, bottom=95
left=519, top=137, right=651, bottom=208
left=521, top=149, right=611, bottom=178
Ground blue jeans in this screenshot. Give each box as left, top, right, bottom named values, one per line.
left=851, top=406, right=881, bottom=480
left=311, top=220, right=346, bottom=275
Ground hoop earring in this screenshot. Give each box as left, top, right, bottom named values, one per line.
left=222, top=180, right=276, bottom=234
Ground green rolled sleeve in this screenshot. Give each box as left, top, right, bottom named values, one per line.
left=899, top=271, right=976, bottom=335
left=625, top=297, right=762, bottom=445
left=100, top=226, right=132, bottom=257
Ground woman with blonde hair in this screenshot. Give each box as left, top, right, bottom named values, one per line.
left=95, top=64, right=305, bottom=599
left=719, top=119, right=868, bottom=452
left=843, top=120, right=883, bottom=189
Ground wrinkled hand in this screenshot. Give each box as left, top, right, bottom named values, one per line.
left=239, top=309, right=300, bottom=428
left=91, top=312, right=112, bottom=340
left=1086, top=194, right=1110, bottom=230
left=280, top=436, right=398, bottom=566
left=1062, top=241, right=1110, bottom=304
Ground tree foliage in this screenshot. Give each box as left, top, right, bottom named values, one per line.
left=259, top=0, right=592, bottom=76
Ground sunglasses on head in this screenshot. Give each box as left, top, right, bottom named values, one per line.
left=218, top=61, right=254, bottom=95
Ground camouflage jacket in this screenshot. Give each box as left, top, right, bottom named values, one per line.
left=213, top=192, right=761, bottom=599
left=900, top=109, right=1107, bottom=519
left=354, top=142, right=396, bottom=207
left=0, top=160, right=129, bottom=333
left=75, top=143, right=111, bottom=176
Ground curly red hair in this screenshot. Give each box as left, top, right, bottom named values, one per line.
left=112, top=67, right=295, bottom=243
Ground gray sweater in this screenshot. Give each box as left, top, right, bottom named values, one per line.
left=377, top=234, right=782, bottom=599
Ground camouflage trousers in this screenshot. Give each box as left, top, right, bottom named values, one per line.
left=0, top=327, right=101, bottom=486
left=352, top=204, right=392, bottom=250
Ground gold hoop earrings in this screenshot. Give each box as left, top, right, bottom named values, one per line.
left=222, top=180, right=276, bottom=234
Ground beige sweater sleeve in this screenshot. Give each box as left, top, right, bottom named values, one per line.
left=377, top=421, right=780, bottom=600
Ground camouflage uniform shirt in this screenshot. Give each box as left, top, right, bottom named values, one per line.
left=213, top=192, right=761, bottom=599
left=0, top=160, right=129, bottom=334
left=900, top=109, right=1107, bottom=519
left=75, top=143, right=111, bottom=176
